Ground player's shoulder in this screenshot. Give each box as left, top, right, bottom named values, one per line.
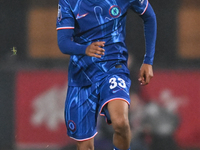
left=129, top=0, right=148, bottom=5
left=59, top=0, right=80, bottom=10
left=129, top=0, right=148, bottom=14
left=59, top=0, right=72, bottom=7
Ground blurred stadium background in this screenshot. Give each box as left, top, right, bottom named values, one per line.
left=0, top=0, right=200, bottom=150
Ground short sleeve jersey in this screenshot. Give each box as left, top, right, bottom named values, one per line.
left=57, top=0, right=149, bottom=86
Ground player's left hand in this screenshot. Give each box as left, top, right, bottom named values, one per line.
left=138, top=64, right=153, bottom=86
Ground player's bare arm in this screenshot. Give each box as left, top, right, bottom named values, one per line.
left=85, top=41, right=105, bottom=58
left=138, top=63, right=153, bottom=86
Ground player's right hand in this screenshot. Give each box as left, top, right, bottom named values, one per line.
left=85, top=41, right=105, bottom=58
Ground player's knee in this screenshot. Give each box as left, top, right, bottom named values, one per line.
left=112, top=116, right=130, bottom=134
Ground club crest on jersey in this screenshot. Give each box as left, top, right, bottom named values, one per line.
left=57, top=4, right=62, bottom=22
left=109, top=5, right=121, bottom=18
left=67, top=120, right=76, bottom=132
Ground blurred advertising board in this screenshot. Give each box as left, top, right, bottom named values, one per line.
left=15, top=70, right=200, bottom=148
left=141, top=70, right=200, bottom=148
left=15, top=70, right=75, bottom=149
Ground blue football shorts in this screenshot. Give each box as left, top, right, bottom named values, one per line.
left=65, top=73, right=131, bottom=141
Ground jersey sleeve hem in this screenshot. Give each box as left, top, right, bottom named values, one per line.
left=56, top=27, right=74, bottom=30
left=140, top=0, right=149, bottom=15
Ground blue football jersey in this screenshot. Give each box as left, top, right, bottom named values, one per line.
left=56, top=0, right=149, bottom=86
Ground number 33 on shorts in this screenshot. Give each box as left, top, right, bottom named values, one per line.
left=109, top=77, right=126, bottom=89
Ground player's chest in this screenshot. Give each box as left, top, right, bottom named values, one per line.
left=70, top=0, right=129, bottom=25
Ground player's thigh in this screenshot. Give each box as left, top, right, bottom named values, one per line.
left=107, top=99, right=129, bottom=124
left=65, top=86, right=98, bottom=141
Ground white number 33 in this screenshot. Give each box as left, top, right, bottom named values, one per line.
left=109, top=77, right=126, bottom=89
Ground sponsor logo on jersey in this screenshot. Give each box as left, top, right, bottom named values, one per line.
left=76, top=13, right=89, bottom=20
left=109, top=5, right=121, bottom=18
left=57, top=4, right=62, bottom=22
left=67, top=120, right=76, bottom=132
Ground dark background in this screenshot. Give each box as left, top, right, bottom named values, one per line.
left=0, top=0, right=199, bottom=149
